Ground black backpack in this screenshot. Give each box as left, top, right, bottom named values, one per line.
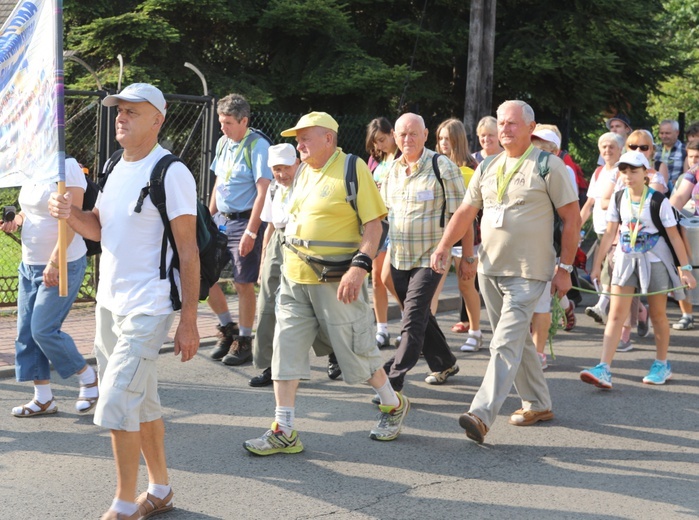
left=66, top=154, right=102, bottom=256
left=101, top=150, right=229, bottom=310
left=342, top=154, right=389, bottom=250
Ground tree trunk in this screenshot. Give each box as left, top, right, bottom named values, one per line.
left=464, top=0, right=496, bottom=151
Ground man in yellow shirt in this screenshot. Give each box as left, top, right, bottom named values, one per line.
left=244, top=112, right=410, bottom=455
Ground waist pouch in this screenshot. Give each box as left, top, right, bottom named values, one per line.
left=620, top=232, right=660, bottom=254
left=284, top=241, right=354, bottom=282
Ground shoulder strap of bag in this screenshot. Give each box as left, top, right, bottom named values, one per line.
left=432, top=153, right=446, bottom=227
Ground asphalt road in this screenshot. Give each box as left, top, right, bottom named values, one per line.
left=1, top=300, right=698, bottom=520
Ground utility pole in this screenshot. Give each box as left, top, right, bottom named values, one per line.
left=464, top=0, right=496, bottom=149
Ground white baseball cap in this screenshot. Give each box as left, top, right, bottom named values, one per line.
left=102, top=83, right=167, bottom=116
left=616, top=150, right=650, bottom=169
left=531, top=128, right=561, bottom=149
left=267, top=143, right=297, bottom=167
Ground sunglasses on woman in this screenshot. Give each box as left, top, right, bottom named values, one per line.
left=627, top=144, right=650, bottom=151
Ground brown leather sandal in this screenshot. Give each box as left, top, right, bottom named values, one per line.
left=12, top=398, right=58, bottom=417
left=136, top=490, right=174, bottom=518
left=76, top=379, right=99, bottom=414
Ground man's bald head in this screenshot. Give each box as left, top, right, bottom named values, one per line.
left=394, top=113, right=429, bottom=163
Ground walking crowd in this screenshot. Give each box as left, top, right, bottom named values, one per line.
left=3, top=83, right=697, bottom=519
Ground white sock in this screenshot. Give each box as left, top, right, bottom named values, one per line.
left=11, top=384, right=54, bottom=415
left=240, top=326, right=253, bottom=337
left=468, top=329, right=482, bottom=337
left=598, top=294, right=609, bottom=310
left=376, top=323, right=388, bottom=335
left=682, top=313, right=692, bottom=319
left=76, top=365, right=99, bottom=412
left=147, top=483, right=172, bottom=501
left=274, top=406, right=295, bottom=435
left=374, top=379, right=399, bottom=408
left=110, top=498, right=138, bottom=516
left=217, top=312, right=233, bottom=326
left=655, top=359, right=668, bottom=366
left=34, top=383, right=53, bottom=404
left=78, top=364, right=96, bottom=386
left=560, top=295, right=570, bottom=307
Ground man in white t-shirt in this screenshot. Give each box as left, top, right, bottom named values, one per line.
left=49, top=83, right=199, bottom=520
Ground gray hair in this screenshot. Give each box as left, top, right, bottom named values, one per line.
left=396, top=112, right=426, bottom=131
left=659, top=119, right=679, bottom=132
left=497, top=100, right=535, bottom=124
left=598, top=132, right=625, bottom=149
left=217, top=93, right=250, bottom=121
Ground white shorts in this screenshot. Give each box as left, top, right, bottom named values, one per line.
left=533, top=281, right=553, bottom=314
left=93, top=304, right=174, bottom=431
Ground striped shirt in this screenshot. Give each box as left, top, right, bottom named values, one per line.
left=381, top=148, right=465, bottom=270
left=654, top=140, right=686, bottom=187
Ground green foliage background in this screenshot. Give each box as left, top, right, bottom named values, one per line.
left=62, top=0, right=695, bottom=174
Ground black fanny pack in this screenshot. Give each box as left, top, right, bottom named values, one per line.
left=284, top=241, right=354, bottom=282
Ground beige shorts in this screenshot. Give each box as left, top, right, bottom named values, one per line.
left=93, top=304, right=174, bottom=432
left=272, top=277, right=384, bottom=385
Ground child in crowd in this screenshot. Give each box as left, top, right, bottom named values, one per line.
left=580, top=151, right=696, bottom=389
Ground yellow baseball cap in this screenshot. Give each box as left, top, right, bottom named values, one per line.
left=280, top=111, right=339, bottom=137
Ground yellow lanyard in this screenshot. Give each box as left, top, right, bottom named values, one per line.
left=625, top=185, right=648, bottom=249
left=288, top=150, right=341, bottom=217
left=496, top=144, right=534, bottom=203
left=224, top=129, right=252, bottom=182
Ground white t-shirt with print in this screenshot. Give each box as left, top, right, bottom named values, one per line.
left=95, top=145, right=197, bottom=316
left=19, top=157, right=88, bottom=265
left=607, top=188, right=676, bottom=262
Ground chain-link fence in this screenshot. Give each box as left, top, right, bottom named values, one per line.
left=251, top=113, right=373, bottom=159
left=1, top=102, right=379, bottom=307
left=0, top=90, right=215, bottom=307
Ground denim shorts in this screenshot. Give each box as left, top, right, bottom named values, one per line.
left=217, top=215, right=266, bottom=284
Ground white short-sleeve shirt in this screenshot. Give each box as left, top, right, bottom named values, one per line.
left=19, top=157, right=88, bottom=265
left=95, top=145, right=197, bottom=316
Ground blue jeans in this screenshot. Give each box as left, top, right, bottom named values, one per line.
left=15, top=256, right=88, bottom=381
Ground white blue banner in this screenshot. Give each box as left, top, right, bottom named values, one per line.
left=0, top=0, right=60, bottom=188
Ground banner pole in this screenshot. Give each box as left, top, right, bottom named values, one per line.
left=54, top=0, right=68, bottom=296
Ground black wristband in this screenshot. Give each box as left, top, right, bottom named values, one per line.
left=351, top=252, right=372, bottom=273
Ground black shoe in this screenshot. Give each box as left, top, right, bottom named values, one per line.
left=222, top=335, right=253, bottom=366
left=249, top=367, right=273, bottom=387
left=327, top=353, right=342, bottom=380
left=210, top=322, right=239, bottom=360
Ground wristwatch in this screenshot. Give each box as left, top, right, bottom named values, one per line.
left=558, top=262, right=574, bottom=273
left=680, top=264, right=693, bottom=272
left=463, top=256, right=477, bottom=264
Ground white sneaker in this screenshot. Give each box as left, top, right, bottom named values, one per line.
left=538, top=352, right=548, bottom=370
left=585, top=305, right=607, bottom=324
